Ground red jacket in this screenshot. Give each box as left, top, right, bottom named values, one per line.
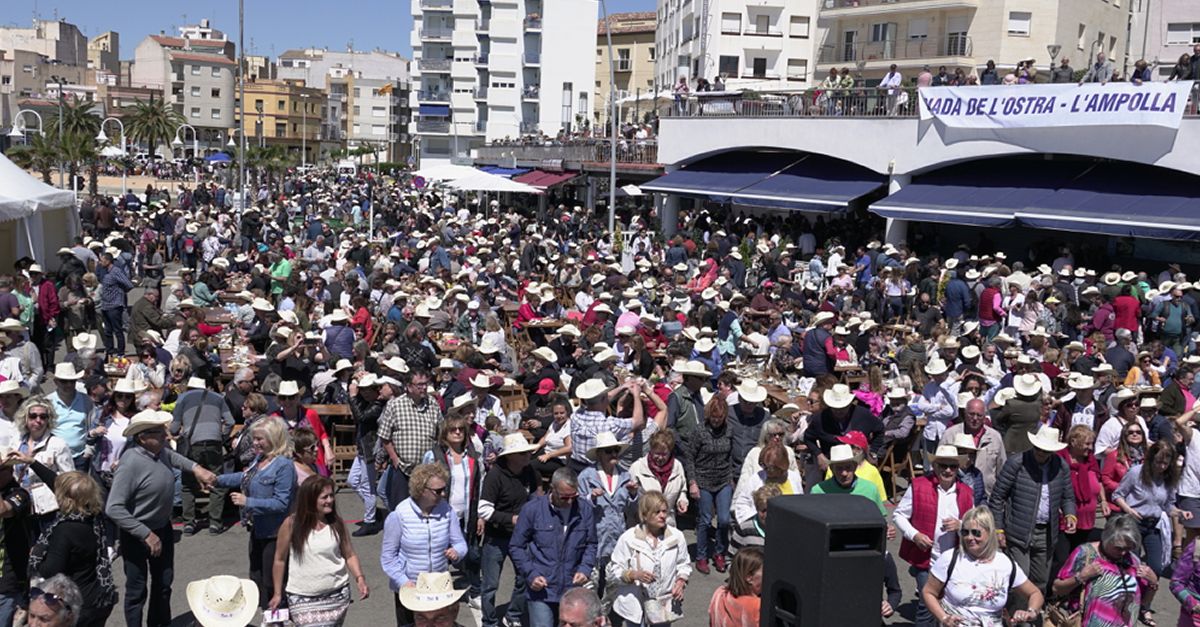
left=1113, top=295, right=1141, bottom=331
left=898, top=475, right=974, bottom=570
left=36, top=280, right=60, bottom=323
left=977, top=287, right=1001, bottom=323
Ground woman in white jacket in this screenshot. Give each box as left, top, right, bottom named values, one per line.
left=628, top=431, right=688, bottom=527
left=607, top=491, right=692, bottom=626
left=10, top=396, right=75, bottom=521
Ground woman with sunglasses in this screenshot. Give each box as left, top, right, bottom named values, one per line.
left=1124, top=351, right=1163, bottom=388
left=90, top=378, right=140, bottom=490
left=1102, top=420, right=1148, bottom=514
left=291, top=427, right=320, bottom=486
left=13, top=396, right=73, bottom=523
left=381, top=462, right=467, bottom=626
left=922, top=506, right=1043, bottom=627
left=269, top=476, right=369, bottom=626
left=579, top=432, right=638, bottom=593
left=1053, top=514, right=1157, bottom=627
left=1096, top=391, right=1150, bottom=459
left=272, top=380, right=333, bottom=476
left=737, top=418, right=798, bottom=482
left=422, top=415, right=485, bottom=599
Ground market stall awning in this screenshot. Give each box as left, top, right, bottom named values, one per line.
left=1016, top=162, right=1200, bottom=241
left=868, top=160, right=1085, bottom=228
left=513, top=169, right=579, bottom=190
left=726, top=154, right=885, bottom=212
left=445, top=171, right=543, bottom=194
left=640, top=151, right=799, bottom=199
left=417, top=104, right=450, bottom=116
left=478, top=165, right=530, bottom=178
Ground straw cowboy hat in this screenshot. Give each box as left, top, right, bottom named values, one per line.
left=397, top=571, right=468, bottom=613
left=675, top=360, right=713, bottom=378
left=0, top=381, right=27, bottom=398
left=586, top=431, right=630, bottom=461
left=736, top=380, right=769, bottom=404
left=187, top=377, right=208, bottom=391
left=326, top=310, right=350, bottom=324
left=330, top=359, right=353, bottom=376
left=531, top=347, right=558, bottom=364
left=949, top=433, right=979, bottom=452
left=71, top=333, right=99, bottom=351
left=1068, top=375, right=1095, bottom=391
left=469, top=373, right=495, bottom=389
left=497, top=433, right=538, bottom=457
left=124, top=410, right=174, bottom=438
left=694, top=337, right=716, bottom=354
left=0, top=319, right=25, bottom=333
left=186, top=575, right=259, bottom=627
left=51, top=363, right=84, bottom=381
left=113, top=379, right=141, bottom=396
left=827, top=444, right=858, bottom=466
left=575, top=378, right=610, bottom=402
left=1028, top=426, right=1068, bottom=452
left=924, top=359, right=951, bottom=376
left=822, top=384, right=854, bottom=409
left=993, top=388, right=1017, bottom=407
left=929, top=445, right=966, bottom=465
left=1014, top=373, right=1042, bottom=397
left=251, top=298, right=274, bottom=312
left=277, top=380, right=302, bottom=397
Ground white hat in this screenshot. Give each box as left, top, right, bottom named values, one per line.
left=1028, top=426, right=1068, bottom=452
left=326, top=309, right=350, bottom=323
left=477, top=336, right=503, bottom=355
left=251, top=298, right=274, bottom=312
left=575, top=378, right=611, bottom=401
left=27, top=264, right=43, bottom=274
left=1092, top=363, right=1114, bottom=375
left=1068, top=375, right=1095, bottom=391
left=886, top=387, right=909, bottom=401
left=0, top=380, right=28, bottom=398
left=775, top=403, right=801, bottom=419
left=469, top=373, right=494, bottom=388
left=735, top=380, right=768, bottom=404
left=113, top=379, right=140, bottom=395
left=0, top=319, right=25, bottom=333
left=531, top=346, right=558, bottom=363
left=277, top=380, right=301, bottom=397
left=382, top=356, right=410, bottom=373
left=960, top=345, right=981, bottom=360
left=497, top=432, right=538, bottom=457
left=993, top=387, right=1017, bottom=407
left=812, top=311, right=836, bottom=326
left=72, top=333, right=99, bottom=351
left=186, top=575, right=260, bottom=627
left=586, top=431, right=630, bottom=461
left=397, top=571, right=467, bottom=613
left=187, top=376, right=208, bottom=391
left=558, top=324, right=581, bottom=338
left=51, top=363, right=84, bottom=381
left=451, top=394, right=477, bottom=412
left=822, top=384, right=854, bottom=409
left=675, top=360, right=713, bottom=378
left=330, top=359, right=353, bottom=375
left=950, top=432, right=979, bottom=452
left=924, top=359, right=951, bottom=376
left=593, top=348, right=618, bottom=364
left=929, top=444, right=966, bottom=465
left=124, top=409, right=174, bottom=438
left=357, top=373, right=381, bottom=387
left=828, top=444, right=857, bottom=466
left=1014, top=373, right=1042, bottom=397
left=693, top=337, right=716, bottom=354
left=435, top=358, right=456, bottom=371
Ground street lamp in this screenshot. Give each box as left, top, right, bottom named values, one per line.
left=174, top=123, right=200, bottom=183
left=50, top=75, right=68, bottom=190
left=300, top=93, right=310, bottom=169
left=97, top=116, right=127, bottom=196
left=7, top=109, right=44, bottom=141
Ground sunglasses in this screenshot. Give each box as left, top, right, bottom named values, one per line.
left=448, top=426, right=466, bottom=433
left=959, top=528, right=984, bottom=539
left=30, top=587, right=67, bottom=612
left=767, top=432, right=785, bottom=439
left=27, top=412, right=48, bottom=421
left=1127, top=429, right=1144, bottom=435
left=426, top=486, right=448, bottom=497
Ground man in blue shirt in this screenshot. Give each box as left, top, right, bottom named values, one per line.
left=48, top=363, right=93, bottom=468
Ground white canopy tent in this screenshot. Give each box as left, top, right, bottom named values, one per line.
left=411, top=164, right=481, bottom=183
left=0, top=152, right=79, bottom=272
left=444, top=171, right=542, bottom=194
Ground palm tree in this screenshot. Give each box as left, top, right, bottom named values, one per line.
left=123, top=98, right=182, bottom=162
left=47, top=99, right=102, bottom=194
left=7, top=134, right=57, bottom=184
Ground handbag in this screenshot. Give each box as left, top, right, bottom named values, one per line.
left=1043, top=588, right=1084, bottom=627
left=176, top=389, right=209, bottom=459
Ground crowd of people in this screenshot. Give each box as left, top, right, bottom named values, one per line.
left=1, top=159, right=1200, bottom=627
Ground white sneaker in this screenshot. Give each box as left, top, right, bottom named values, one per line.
left=468, top=595, right=481, bottom=610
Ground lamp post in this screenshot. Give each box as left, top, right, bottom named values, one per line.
left=238, top=0, right=247, bottom=214
left=96, top=117, right=127, bottom=196
left=173, top=123, right=199, bottom=183
left=300, top=93, right=309, bottom=169
left=7, top=109, right=45, bottom=143
left=50, top=75, right=67, bottom=190
left=600, top=0, right=617, bottom=234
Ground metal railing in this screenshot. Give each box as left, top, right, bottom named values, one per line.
left=420, top=0, right=453, bottom=8
left=475, top=87, right=488, bottom=99
left=819, top=36, right=973, bottom=64
left=824, top=0, right=974, bottom=9
left=524, top=16, right=543, bottom=29
left=744, top=27, right=784, bottom=37
left=416, top=120, right=450, bottom=133
left=524, top=52, right=541, bottom=64
left=664, top=87, right=921, bottom=118
left=523, top=85, right=540, bottom=99
left=419, top=29, right=453, bottom=41
left=475, top=139, right=659, bottom=164
left=418, top=58, right=453, bottom=72
left=416, top=90, right=451, bottom=103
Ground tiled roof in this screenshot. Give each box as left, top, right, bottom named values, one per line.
left=170, top=51, right=237, bottom=66
left=597, top=12, right=657, bottom=35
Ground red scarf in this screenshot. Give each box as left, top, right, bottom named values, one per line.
left=1058, top=449, right=1098, bottom=504
left=648, top=455, right=674, bottom=490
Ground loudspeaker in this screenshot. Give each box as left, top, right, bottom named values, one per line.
left=761, top=494, right=885, bottom=627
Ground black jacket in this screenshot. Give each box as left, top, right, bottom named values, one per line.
left=804, top=406, right=885, bottom=458
left=480, top=462, right=539, bottom=539
left=351, top=395, right=387, bottom=459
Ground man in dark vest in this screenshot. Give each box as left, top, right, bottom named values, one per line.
left=801, top=311, right=837, bottom=377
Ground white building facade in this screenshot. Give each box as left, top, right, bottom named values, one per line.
left=410, top=0, right=598, bottom=166
left=655, top=0, right=821, bottom=90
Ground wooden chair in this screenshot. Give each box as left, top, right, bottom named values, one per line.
left=305, top=404, right=355, bottom=486
left=878, top=426, right=922, bottom=503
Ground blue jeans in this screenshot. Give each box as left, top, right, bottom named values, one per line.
left=527, top=599, right=557, bottom=627
left=909, top=566, right=933, bottom=627
left=1139, top=518, right=1166, bottom=576
left=696, top=484, right=732, bottom=560
left=347, top=456, right=378, bottom=524
left=481, top=536, right=526, bottom=627
left=0, top=592, right=18, bottom=627
left=100, top=307, right=125, bottom=355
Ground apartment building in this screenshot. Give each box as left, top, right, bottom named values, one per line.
left=655, top=0, right=820, bottom=90
left=1128, top=0, right=1200, bottom=78
left=410, top=0, right=598, bottom=166
left=130, top=32, right=237, bottom=154
left=277, top=48, right=409, bottom=90
left=815, top=0, right=1127, bottom=81
left=0, top=19, right=87, bottom=67
left=595, top=12, right=657, bottom=125
left=237, top=79, right=326, bottom=163
left=87, top=32, right=120, bottom=74
left=0, top=19, right=89, bottom=130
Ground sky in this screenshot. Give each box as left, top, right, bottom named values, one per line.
left=4, top=0, right=654, bottom=59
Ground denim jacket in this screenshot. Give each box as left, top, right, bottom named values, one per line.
left=216, top=454, right=296, bottom=538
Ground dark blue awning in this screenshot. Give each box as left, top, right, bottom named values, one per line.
left=1017, top=163, right=1200, bottom=241
left=418, top=104, right=450, bottom=116
left=479, top=165, right=530, bottom=178
left=642, top=151, right=883, bottom=211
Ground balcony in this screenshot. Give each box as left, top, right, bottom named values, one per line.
left=475, top=140, right=659, bottom=165
left=664, top=87, right=919, bottom=119
left=519, top=121, right=539, bottom=134
left=420, top=0, right=453, bottom=9
left=524, top=52, right=541, bottom=66
left=743, top=27, right=784, bottom=38
left=740, top=71, right=781, bottom=80
left=418, top=58, right=453, bottom=73
left=524, top=16, right=542, bottom=31
left=615, top=59, right=632, bottom=72
left=817, top=36, right=973, bottom=66
left=821, top=0, right=978, bottom=17
left=416, top=120, right=450, bottom=133
left=523, top=85, right=540, bottom=100
left=474, top=54, right=489, bottom=66
left=476, top=20, right=490, bottom=33
left=419, top=29, right=453, bottom=42
left=417, top=90, right=451, bottom=103
left=474, top=87, right=488, bottom=100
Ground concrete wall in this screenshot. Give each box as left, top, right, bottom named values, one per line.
left=658, top=115, right=1200, bottom=177
left=538, top=0, right=597, bottom=133
left=1129, top=0, right=1200, bottom=78
left=176, top=61, right=235, bottom=132
left=131, top=40, right=169, bottom=90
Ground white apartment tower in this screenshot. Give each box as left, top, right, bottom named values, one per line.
left=655, top=0, right=822, bottom=90
left=411, top=0, right=598, bottom=166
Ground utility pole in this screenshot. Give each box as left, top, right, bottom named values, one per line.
left=238, top=0, right=247, bottom=214
left=600, top=1, right=617, bottom=233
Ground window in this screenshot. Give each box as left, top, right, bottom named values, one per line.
left=719, top=55, right=739, bottom=78
left=908, top=18, right=929, bottom=39
left=353, top=105, right=361, bottom=115
left=617, top=49, right=631, bottom=71
left=1167, top=23, right=1200, bottom=45
left=871, top=23, right=896, bottom=42
left=1, top=76, right=9, bottom=85
left=275, top=122, right=286, bottom=137
left=191, top=86, right=201, bottom=97
left=211, top=88, right=221, bottom=98
left=1007, top=11, right=1031, bottom=36
left=721, top=12, right=741, bottom=34
left=790, top=16, right=810, bottom=38
left=211, top=108, right=221, bottom=119
left=277, top=100, right=285, bottom=111
left=648, top=47, right=655, bottom=61
left=372, top=125, right=386, bottom=136
left=1109, top=35, right=1117, bottom=56
left=190, top=107, right=200, bottom=118
left=353, top=123, right=361, bottom=134
left=191, top=65, right=201, bottom=75
left=354, top=88, right=361, bottom=97
left=787, top=59, right=808, bottom=81
left=211, top=66, right=220, bottom=77
left=1078, top=24, right=1086, bottom=49
left=372, top=106, right=387, bottom=117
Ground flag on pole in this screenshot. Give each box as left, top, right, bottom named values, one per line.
left=378, top=82, right=394, bottom=95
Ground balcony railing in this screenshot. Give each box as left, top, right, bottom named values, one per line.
left=524, top=16, right=543, bottom=30
left=744, top=27, right=784, bottom=37
left=523, top=85, right=540, bottom=99
left=818, top=36, right=973, bottom=64
left=416, top=120, right=450, bottom=133
left=420, top=0, right=453, bottom=9
left=823, top=0, right=976, bottom=10
left=475, top=139, right=659, bottom=164
left=474, top=54, right=489, bottom=65
left=740, top=71, right=781, bottom=80
left=418, top=58, right=453, bottom=72
left=663, top=87, right=920, bottom=118
left=524, top=53, right=541, bottom=65
left=416, top=90, right=451, bottom=103
left=615, top=59, right=632, bottom=72
left=419, top=29, right=453, bottom=41
left=474, top=87, right=488, bottom=99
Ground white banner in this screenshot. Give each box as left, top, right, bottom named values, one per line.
left=918, top=82, right=1195, bottom=130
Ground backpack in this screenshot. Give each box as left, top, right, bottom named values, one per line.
left=943, top=547, right=1016, bottom=591
left=184, top=237, right=196, bottom=254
